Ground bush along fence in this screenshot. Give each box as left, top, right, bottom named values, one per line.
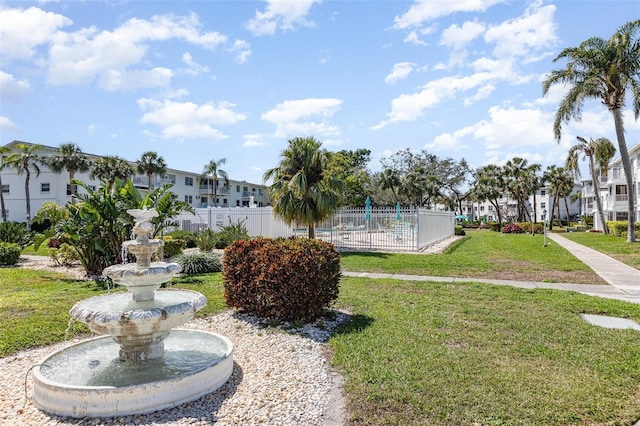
left=172, top=206, right=455, bottom=252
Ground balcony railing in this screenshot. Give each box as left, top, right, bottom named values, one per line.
left=199, top=185, right=230, bottom=195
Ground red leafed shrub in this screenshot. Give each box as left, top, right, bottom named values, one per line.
left=222, top=237, right=341, bottom=322
left=502, top=223, right=524, bottom=234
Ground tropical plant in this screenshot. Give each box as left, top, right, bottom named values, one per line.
left=544, top=165, right=574, bottom=229
left=43, top=143, right=91, bottom=202
left=200, top=158, right=229, bottom=207
left=3, top=143, right=43, bottom=229
left=263, top=137, right=341, bottom=239
left=0, top=221, right=32, bottom=248
left=177, top=251, right=223, bottom=275
left=0, top=146, right=9, bottom=222
left=565, top=136, right=616, bottom=234
left=503, top=158, right=541, bottom=222
left=542, top=19, right=640, bottom=242
left=90, top=155, right=134, bottom=192
left=136, top=151, right=167, bottom=191
left=470, top=165, right=505, bottom=228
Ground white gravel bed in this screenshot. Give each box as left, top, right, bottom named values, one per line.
left=0, top=310, right=349, bottom=426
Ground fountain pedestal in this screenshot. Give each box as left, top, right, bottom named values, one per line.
left=32, top=207, right=233, bottom=417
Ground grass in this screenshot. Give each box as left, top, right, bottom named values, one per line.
left=558, top=232, right=640, bottom=270
left=0, top=269, right=226, bottom=357
left=21, top=240, right=50, bottom=256
left=332, top=276, right=640, bottom=425
left=340, top=229, right=605, bottom=284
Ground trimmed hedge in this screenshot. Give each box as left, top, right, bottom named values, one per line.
left=222, top=237, right=341, bottom=322
left=0, top=242, right=21, bottom=266
left=606, top=221, right=640, bottom=237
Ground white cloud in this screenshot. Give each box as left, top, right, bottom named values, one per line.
left=138, top=98, right=247, bottom=140
left=385, top=62, right=415, bottom=84
left=181, top=52, right=210, bottom=76
left=484, top=3, right=557, bottom=59
left=463, top=84, right=495, bottom=106
left=0, top=71, right=31, bottom=102
left=243, top=134, right=269, bottom=147
left=229, top=39, right=252, bottom=64
left=0, top=116, right=22, bottom=133
left=440, top=20, right=486, bottom=50
left=46, top=12, right=226, bottom=90
left=0, top=6, right=71, bottom=61
left=262, top=98, right=343, bottom=139
left=393, top=0, right=504, bottom=29
left=245, top=0, right=321, bottom=36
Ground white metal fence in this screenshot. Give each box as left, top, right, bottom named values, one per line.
left=172, top=206, right=454, bottom=252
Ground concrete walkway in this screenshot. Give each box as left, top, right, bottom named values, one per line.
left=343, top=233, right=640, bottom=305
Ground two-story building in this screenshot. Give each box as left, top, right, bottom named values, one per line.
left=581, top=141, right=640, bottom=231
left=0, top=141, right=270, bottom=223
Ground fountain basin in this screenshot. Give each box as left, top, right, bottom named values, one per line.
left=32, top=329, right=234, bottom=418
left=103, top=262, right=181, bottom=302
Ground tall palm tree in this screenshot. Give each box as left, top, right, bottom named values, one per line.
left=4, top=143, right=43, bottom=229
left=504, top=158, right=541, bottom=222
left=44, top=142, right=91, bottom=202
left=542, top=19, right=640, bottom=242
left=0, top=146, right=10, bottom=222
left=136, top=151, right=167, bottom=191
left=544, top=165, right=574, bottom=229
left=470, top=164, right=505, bottom=228
left=90, top=155, right=134, bottom=192
left=379, top=168, right=401, bottom=204
left=263, top=136, right=341, bottom=239
left=200, top=158, right=229, bottom=207
left=565, top=136, right=616, bottom=234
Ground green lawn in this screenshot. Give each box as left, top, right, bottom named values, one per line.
left=332, top=276, right=640, bottom=425
left=340, top=229, right=605, bottom=284
left=559, top=232, right=640, bottom=270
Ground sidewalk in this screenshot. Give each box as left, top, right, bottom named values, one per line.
left=343, top=233, right=640, bottom=305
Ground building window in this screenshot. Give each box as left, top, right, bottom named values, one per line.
left=184, top=195, right=193, bottom=204
left=1, top=185, right=8, bottom=194
left=236, top=200, right=240, bottom=206
left=480, top=206, right=485, bottom=212
left=243, top=186, right=248, bottom=192
left=258, top=188, right=264, bottom=195
left=165, top=174, right=176, bottom=184
left=222, top=199, right=228, bottom=206
left=41, top=183, right=50, bottom=193
left=66, top=184, right=72, bottom=196
left=540, top=190, right=546, bottom=196
left=236, top=185, right=240, bottom=192
left=488, top=205, right=493, bottom=211
left=185, top=177, right=193, bottom=186
left=541, top=202, right=546, bottom=209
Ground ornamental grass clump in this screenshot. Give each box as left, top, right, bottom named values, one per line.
left=222, top=237, right=341, bottom=322
left=177, top=251, right=222, bottom=275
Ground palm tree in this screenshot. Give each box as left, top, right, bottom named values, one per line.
left=200, top=158, right=229, bottom=207
left=504, top=158, right=541, bottom=222
left=136, top=151, right=167, bottom=191
left=379, top=168, right=401, bottom=204
left=0, top=146, right=10, bottom=222
left=542, top=19, right=640, bottom=242
left=90, top=155, right=134, bottom=192
left=263, top=136, right=341, bottom=239
left=544, top=165, right=574, bottom=229
left=470, top=164, right=505, bottom=228
left=4, top=143, right=43, bottom=229
left=565, top=136, right=616, bottom=234
left=43, top=143, right=92, bottom=202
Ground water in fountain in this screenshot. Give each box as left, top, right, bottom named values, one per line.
left=32, top=207, right=234, bottom=418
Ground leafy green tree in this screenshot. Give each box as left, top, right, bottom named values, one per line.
left=43, top=143, right=92, bottom=202
left=378, top=168, right=402, bottom=204
left=470, top=165, right=505, bottom=227
left=263, top=136, right=341, bottom=239
left=0, top=146, right=10, bottom=222
left=543, top=19, right=640, bottom=242
left=136, top=151, right=167, bottom=191
left=90, top=155, right=134, bottom=192
left=544, top=165, right=574, bottom=229
left=4, top=143, right=43, bottom=229
left=565, top=136, right=616, bottom=234
left=504, top=158, right=541, bottom=222
left=326, top=149, right=371, bottom=207
left=200, top=158, right=229, bottom=207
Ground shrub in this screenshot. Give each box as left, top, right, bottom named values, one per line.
left=488, top=222, right=501, bottom=232
left=502, top=223, right=524, bottom=234
left=196, top=229, right=221, bottom=251
left=0, top=221, right=33, bottom=248
left=454, top=225, right=465, bottom=236
left=0, top=242, right=21, bottom=266
left=223, top=237, right=341, bottom=322
left=47, top=236, right=61, bottom=249
left=49, top=243, right=79, bottom=266
left=606, top=221, right=640, bottom=237
left=216, top=220, right=250, bottom=249
left=162, top=236, right=186, bottom=258
left=177, top=251, right=223, bottom=275
left=167, top=230, right=198, bottom=248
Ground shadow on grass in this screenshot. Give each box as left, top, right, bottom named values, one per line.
left=340, top=252, right=390, bottom=259
left=334, top=313, right=374, bottom=336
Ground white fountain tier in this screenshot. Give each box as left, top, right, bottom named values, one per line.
left=32, top=207, right=234, bottom=418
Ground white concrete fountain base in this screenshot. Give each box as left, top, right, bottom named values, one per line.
left=32, top=330, right=233, bottom=418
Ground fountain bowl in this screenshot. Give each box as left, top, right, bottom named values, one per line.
left=32, top=329, right=234, bottom=418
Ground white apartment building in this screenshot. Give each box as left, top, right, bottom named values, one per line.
left=460, top=184, right=581, bottom=224
left=0, top=141, right=270, bottom=223
left=581, top=141, right=640, bottom=231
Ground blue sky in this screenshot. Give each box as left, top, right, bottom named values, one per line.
left=1, top=0, right=639, bottom=183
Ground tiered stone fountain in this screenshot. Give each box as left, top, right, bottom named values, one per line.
left=32, top=208, right=233, bottom=418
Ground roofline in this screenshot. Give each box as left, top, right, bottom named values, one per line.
left=4, top=140, right=267, bottom=187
